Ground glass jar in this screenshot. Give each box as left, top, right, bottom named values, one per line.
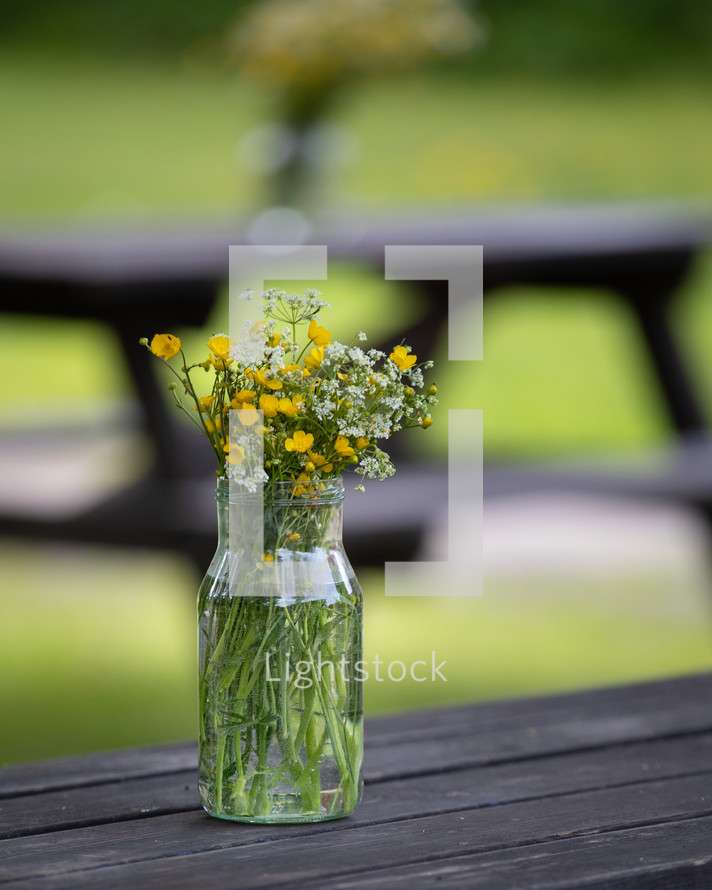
left=198, top=477, right=363, bottom=823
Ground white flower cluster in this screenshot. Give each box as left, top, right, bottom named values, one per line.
left=263, top=288, right=330, bottom=324
left=230, top=320, right=268, bottom=367
left=358, top=451, right=395, bottom=481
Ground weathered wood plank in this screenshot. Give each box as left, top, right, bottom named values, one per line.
left=3, top=673, right=711, bottom=797
left=1, top=732, right=709, bottom=873
left=2, top=772, right=710, bottom=888
left=0, top=772, right=198, bottom=840
left=366, top=702, right=712, bottom=781
left=367, top=671, right=712, bottom=745
left=304, top=816, right=712, bottom=890
left=0, top=744, right=197, bottom=800
left=2, top=728, right=711, bottom=844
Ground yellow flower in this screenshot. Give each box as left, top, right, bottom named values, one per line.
left=285, top=430, right=314, bottom=453
left=204, top=419, right=215, bottom=434
left=291, top=473, right=312, bottom=497
left=254, top=368, right=283, bottom=390
left=421, top=417, right=433, bottom=429
left=227, top=443, right=245, bottom=465
left=150, top=333, right=181, bottom=360
left=355, top=437, right=369, bottom=450
left=262, top=552, right=274, bottom=562
left=304, top=346, right=324, bottom=371
left=210, top=357, right=232, bottom=371
left=230, top=390, right=256, bottom=408
left=286, top=531, right=301, bottom=543
left=207, top=336, right=232, bottom=362
left=193, top=396, right=215, bottom=412
left=278, top=397, right=302, bottom=417
left=334, top=435, right=355, bottom=457
left=270, top=332, right=281, bottom=347
left=308, top=319, right=331, bottom=347
left=282, top=363, right=310, bottom=378
left=237, top=407, right=259, bottom=427
left=389, top=345, right=417, bottom=371
left=259, top=393, right=279, bottom=418
left=307, top=449, right=333, bottom=473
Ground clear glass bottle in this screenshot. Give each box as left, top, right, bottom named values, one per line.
left=198, top=477, right=363, bottom=823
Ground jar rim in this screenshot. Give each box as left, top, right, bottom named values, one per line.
left=216, top=475, right=344, bottom=505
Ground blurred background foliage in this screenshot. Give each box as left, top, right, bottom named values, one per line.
left=1, top=0, right=712, bottom=764
left=3, top=0, right=712, bottom=78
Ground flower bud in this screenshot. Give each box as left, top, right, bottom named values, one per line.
left=305, top=461, right=316, bottom=473
left=421, top=417, right=433, bottom=429
left=168, top=382, right=177, bottom=391
left=139, top=337, right=149, bottom=347
left=428, top=384, right=438, bottom=396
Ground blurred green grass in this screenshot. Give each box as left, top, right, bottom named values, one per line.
left=2, top=55, right=712, bottom=764
left=3, top=544, right=711, bottom=764
left=2, top=54, right=712, bottom=215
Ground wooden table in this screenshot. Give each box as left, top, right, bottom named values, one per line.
left=2, top=672, right=712, bottom=888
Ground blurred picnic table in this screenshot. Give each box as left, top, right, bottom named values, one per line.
left=1, top=202, right=711, bottom=568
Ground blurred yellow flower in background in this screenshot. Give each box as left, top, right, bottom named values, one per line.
left=227, top=0, right=479, bottom=90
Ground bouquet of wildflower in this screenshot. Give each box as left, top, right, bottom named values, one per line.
left=143, top=290, right=436, bottom=821
left=143, top=287, right=436, bottom=491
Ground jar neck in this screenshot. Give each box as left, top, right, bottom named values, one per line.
left=215, top=477, right=345, bottom=552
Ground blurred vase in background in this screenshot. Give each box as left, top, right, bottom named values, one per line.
left=225, top=0, right=481, bottom=212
